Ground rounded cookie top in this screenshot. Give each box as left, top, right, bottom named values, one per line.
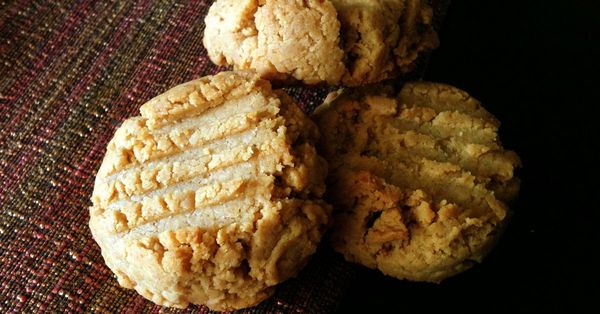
left=203, top=0, right=438, bottom=86
left=203, top=0, right=346, bottom=85
left=89, top=71, right=331, bottom=310
left=314, top=82, right=520, bottom=282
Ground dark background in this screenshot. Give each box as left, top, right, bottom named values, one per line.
left=337, top=1, right=600, bottom=312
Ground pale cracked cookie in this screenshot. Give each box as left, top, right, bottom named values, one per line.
left=203, top=0, right=438, bottom=86
left=314, top=82, right=521, bottom=282
left=89, top=71, right=331, bottom=311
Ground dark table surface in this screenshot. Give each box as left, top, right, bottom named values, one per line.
left=337, top=0, right=600, bottom=312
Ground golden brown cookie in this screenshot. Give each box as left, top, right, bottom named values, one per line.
left=203, top=0, right=345, bottom=85
left=332, top=0, right=439, bottom=86
left=314, top=82, right=520, bottom=282
left=89, top=71, right=331, bottom=310
left=203, top=0, right=438, bottom=86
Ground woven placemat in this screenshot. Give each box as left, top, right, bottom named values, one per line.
left=0, top=1, right=446, bottom=312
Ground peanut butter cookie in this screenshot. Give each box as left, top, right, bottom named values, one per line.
left=203, top=0, right=438, bottom=86
left=314, top=82, right=520, bottom=282
left=89, top=71, right=331, bottom=310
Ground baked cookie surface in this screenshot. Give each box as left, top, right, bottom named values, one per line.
left=203, top=0, right=438, bottom=86
left=89, top=71, right=331, bottom=310
left=203, top=0, right=345, bottom=85
left=332, top=0, right=439, bottom=86
left=314, top=82, right=520, bottom=282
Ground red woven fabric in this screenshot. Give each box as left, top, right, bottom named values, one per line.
left=0, top=1, right=355, bottom=312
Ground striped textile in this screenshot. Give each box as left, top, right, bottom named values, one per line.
left=0, top=1, right=446, bottom=312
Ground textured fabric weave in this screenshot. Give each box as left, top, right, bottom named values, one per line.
left=0, top=1, right=446, bottom=312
